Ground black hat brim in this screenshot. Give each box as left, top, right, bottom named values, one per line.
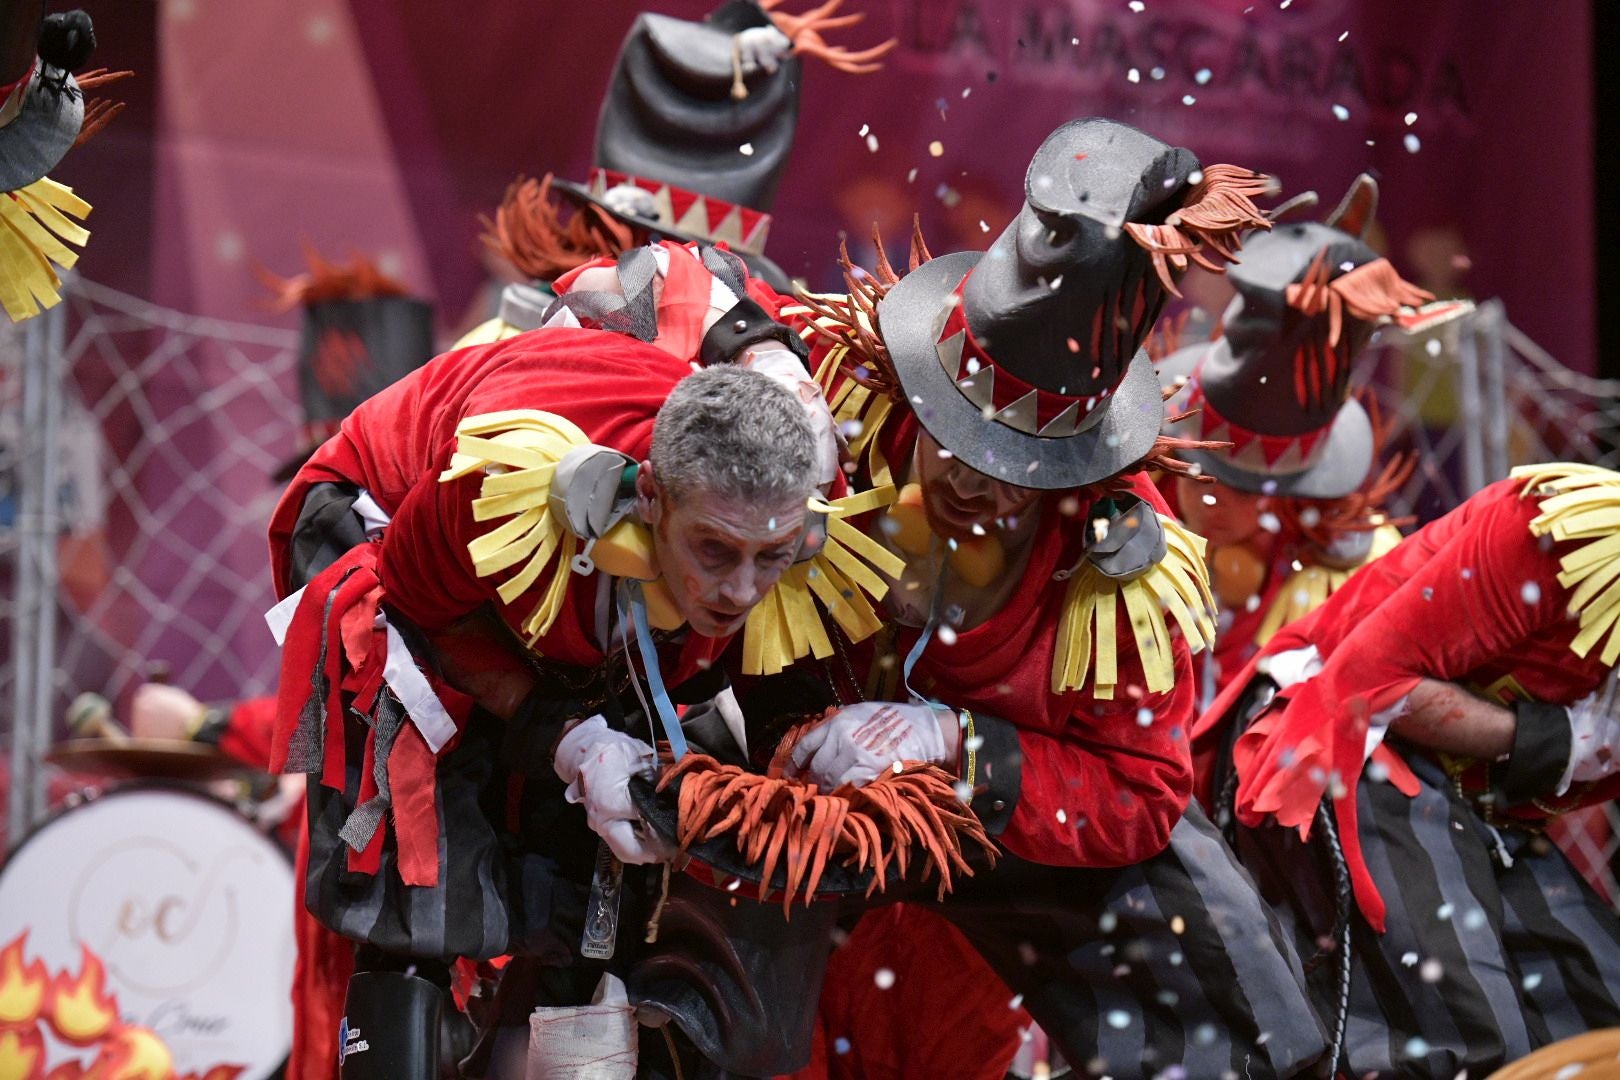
left=1161, top=346, right=1375, bottom=500
left=880, top=251, right=1164, bottom=491
left=629, top=774, right=893, bottom=897
left=0, top=68, right=82, bottom=191
left=550, top=177, right=792, bottom=293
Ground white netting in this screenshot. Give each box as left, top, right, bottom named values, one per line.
left=2, top=279, right=299, bottom=838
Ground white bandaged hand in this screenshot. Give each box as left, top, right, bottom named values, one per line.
left=785, top=701, right=950, bottom=792
left=554, top=716, right=676, bottom=864
left=1561, top=668, right=1620, bottom=792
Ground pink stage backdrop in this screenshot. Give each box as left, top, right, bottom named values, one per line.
left=61, top=0, right=1595, bottom=370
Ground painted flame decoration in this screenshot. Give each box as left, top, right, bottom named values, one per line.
left=0, top=935, right=244, bottom=1080
left=0, top=934, right=50, bottom=1028
left=45, top=947, right=118, bottom=1047
left=0, top=1024, right=46, bottom=1079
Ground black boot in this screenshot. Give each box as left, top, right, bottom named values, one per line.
left=339, top=971, right=444, bottom=1079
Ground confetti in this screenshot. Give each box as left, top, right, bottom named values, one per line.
left=1106, top=1010, right=1132, bottom=1030
left=1426, top=338, right=1443, bottom=357
left=1258, top=512, right=1281, bottom=533
left=1401, top=951, right=1419, bottom=967
left=858, top=123, right=870, bottom=136
left=1404, top=1038, right=1431, bottom=1058
left=866, top=133, right=880, bottom=152
left=1128, top=0, right=1145, bottom=10
left=979, top=219, right=990, bottom=233
left=739, top=142, right=754, bottom=156
left=1332, top=104, right=1350, bottom=121
left=961, top=87, right=972, bottom=98
left=1437, top=902, right=1455, bottom=919
left=1521, top=582, right=1542, bottom=604
left=1404, top=133, right=1422, bottom=154
left=874, top=968, right=896, bottom=989
left=1182, top=95, right=1197, bottom=106
left=1338, top=30, right=1349, bottom=41
left=1008, top=994, right=1024, bottom=1009
left=1136, top=707, right=1154, bottom=727
left=939, top=625, right=959, bottom=646
left=1127, top=67, right=1141, bottom=83
left=1056, top=808, right=1068, bottom=824
left=1195, top=67, right=1212, bottom=85
left=929, top=140, right=945, bottom=157
left=834, top=1037, right=852, bottom=1055
left=1170, top=915, right=1186, bottom=934
left=1194, top=1023, right=1217, bottom=1045
left=1099, top=911, right=1118, bottom=932
left=1150, top=66, right=1166, bottom=80
left=907, top=167, right=917, bottom=183
left=1524, top=972, right=1544, bottom=991
left=1405, top=111, right=1418, bottom=125
left=1420, top=958, right=1444, bottom=983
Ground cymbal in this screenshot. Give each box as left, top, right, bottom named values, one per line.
left=45, top=739, right=254, bottom=782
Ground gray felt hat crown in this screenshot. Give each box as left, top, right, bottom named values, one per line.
left=1159, top=176, right=1432, bottom=499
left=0, top=0, right=86, bottom=192
left=878, top=118, right=1266, bottom=491
left=551, top=1, right=797, bottom=288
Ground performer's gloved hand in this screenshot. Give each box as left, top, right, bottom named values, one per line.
left=785, top=701, right=953, bottom=792
left=554, top=716, right=676, bottom=865
left=1560, top=668, right=1620, bottom=792
left=734, top=25, right=793, bottom=74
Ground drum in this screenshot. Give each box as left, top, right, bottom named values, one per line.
left=0, top=783, right=294, bottom=1078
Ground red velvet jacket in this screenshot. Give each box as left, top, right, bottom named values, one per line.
left=1196, top=470, right=1620, bottom=930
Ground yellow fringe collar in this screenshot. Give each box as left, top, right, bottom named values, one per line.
left=1254, top=523, right=1403, bottom=647
left=1053, top=515, right=1217, bottom=699
left=1516, top=463, right=1620, bottom=666
left=1, top=176, right=91, bottom=323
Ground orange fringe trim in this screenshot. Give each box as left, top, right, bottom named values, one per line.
left=659, top=743, right=996, bottom=915
left=480, top=174, right=638, bottom=284
left=255, top=245, right=410, bottom=312
left=759, top=0, right=896, bottom=74
left=1283, top=253, right=1433, bottom=408
left=1124, top=164, right=1274, bottom=296
left=71, top=69, right=133, bottom=148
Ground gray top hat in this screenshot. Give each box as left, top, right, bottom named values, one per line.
left=0, top=2, right=88, bottom=192
left=1160, top=176, right=1430, bottom=499
left=878, top=118, right=1269, bottom=491
left=551, top=1, right=798, bottom=289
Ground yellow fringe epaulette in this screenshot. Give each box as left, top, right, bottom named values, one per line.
left=452, top=316, right=527, bottom=349
left=1254, top=523, right=1403, bottom=646
left=1052, top=515, right=1217, bottom=699
left=439, top=409, right=592, bottom=645
left=1514, top=462, right=1620, bottom=665
left=742, top=483, right=906, bottom=676
left=1, top=177, right=91, bottom=323
left=784, top=299, right=899, bottom=489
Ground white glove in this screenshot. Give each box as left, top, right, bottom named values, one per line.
left=785, top=701, right=951, bottom=792
left=1560, top=668, right=1620, bottom=793
left=734, top=25, right=793, bottom=75
left=554, top=716, right=676, bottom=865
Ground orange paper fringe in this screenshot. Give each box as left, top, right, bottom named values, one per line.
left=1124, top=164, right=1274, bottom=296
left=70, top=69, right=133, bottom=148
left=1283, top=253, right=1433, bottom=407
left=256, top=245, right=411, bottom=312
left=479, top=174, right=639, bottom=283
left=760, top=0, right=897, bottom=74
left=658, top=743, right=996, bottom=914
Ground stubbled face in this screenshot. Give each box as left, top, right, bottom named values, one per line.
left=1174, top=475, right=1267, bottom=549
left=638, top=467, right=808, bottom=638
left=913, top=431, right=1042, bottom=542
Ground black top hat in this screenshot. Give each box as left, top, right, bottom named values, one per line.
left=877, top=118, right=1272, bottom=491
left=274, top=294, right=435, bottom=481
left=0, top=2, right=88, bottom=192
left=550, top=2, right=798, bottom=289
left=1160, top=176, right=1433, bottom=499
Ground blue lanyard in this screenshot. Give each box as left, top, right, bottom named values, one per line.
left=620, top=580, right=688, bottom=762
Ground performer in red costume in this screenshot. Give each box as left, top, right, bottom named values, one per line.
left=733, top=119, right=1330, bottom=1079
left=1197, top=463, right=1620, bottom=1077
left=267, top=325, right=833, bottom=1078
left=1155, top=176, right=1452, bottom=710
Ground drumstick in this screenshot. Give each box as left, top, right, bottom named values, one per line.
left=65, top=692, right=130, bottom=744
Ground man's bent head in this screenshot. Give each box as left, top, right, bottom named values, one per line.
left=641, top=366, right=818, bottom=637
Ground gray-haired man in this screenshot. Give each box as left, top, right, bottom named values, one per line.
left=265, top=327, right=827, bottom=1077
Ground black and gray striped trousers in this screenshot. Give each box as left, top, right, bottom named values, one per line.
left=1230, top=751, right=1620, bottom=1078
